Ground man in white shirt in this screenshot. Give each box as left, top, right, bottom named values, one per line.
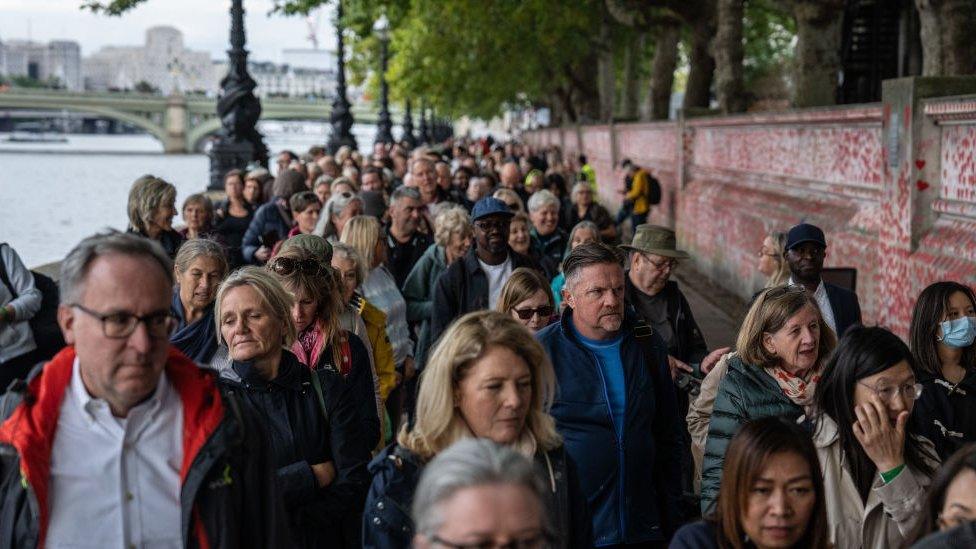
left=784, top=222, right=862, bottom=338
left=0, top=231, right=289, bottom=548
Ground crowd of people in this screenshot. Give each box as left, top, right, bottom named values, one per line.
left=0, top=136, right=974, bottom=549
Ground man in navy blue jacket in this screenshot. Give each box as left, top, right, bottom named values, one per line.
left=537, top=242, right=684, bottom=547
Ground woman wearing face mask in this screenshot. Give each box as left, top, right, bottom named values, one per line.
left=700, top=285, right=836, bottom=512
left=909, top=282, right=976, bottom=461
left=363, top=311, right=591, bottom=549
left=811, top=325, right=938, bottom=549
left=908, top=443, right=976, bottom=546
left=671, top=417, right=830, bottom=549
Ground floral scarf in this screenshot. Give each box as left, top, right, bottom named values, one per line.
left=764, top=364, right=822, bottom=409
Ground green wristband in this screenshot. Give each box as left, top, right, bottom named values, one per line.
left=879, top=464, right=905, bottom=484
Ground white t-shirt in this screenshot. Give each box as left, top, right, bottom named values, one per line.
left=479, top=255, right=514, bottom=309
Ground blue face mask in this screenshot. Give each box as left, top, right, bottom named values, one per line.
left=939, top=316, right=976, bottom=348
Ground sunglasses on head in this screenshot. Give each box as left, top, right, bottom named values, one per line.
left=512, top=305, right=554, bottom=320
left=269, top=257, right=325, bottom=277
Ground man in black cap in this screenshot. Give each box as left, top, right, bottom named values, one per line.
left=784, top=222, right=862, bottom=337
left=429, top=197, right=540, bottom=344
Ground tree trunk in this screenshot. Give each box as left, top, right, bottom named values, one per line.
left=683, top=1, right=717, bottom=110
left=915, top=0, right=976, bottom=76
left=714, top=0, right=746, bottom=113
left=646, top=22, right=680, bottom=120
left=597, top=10, right=616, bottom=122
left=792, top=0, right=845, bottom=107
left=566, top=55, right=602, bottom=123
left=619, top=31, right=644, bottom=120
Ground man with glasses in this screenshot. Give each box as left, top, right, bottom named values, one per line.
left=0, top=231, right=288, bottom=548
left=430, top=197, right=540, bottom=345
left=784, top=222, right=862, bottom=337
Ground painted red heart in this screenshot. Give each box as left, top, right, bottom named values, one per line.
left=916, top=180, right=930, bottom=191
left=915, top=159, right=926, bottom=170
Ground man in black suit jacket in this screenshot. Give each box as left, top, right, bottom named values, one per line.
left=784, top=223, right=862, bottom=337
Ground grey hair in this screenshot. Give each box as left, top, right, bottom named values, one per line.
left=331, top=242, right=364, bottom=287
left=59, top=230, right=174, bottom=305
left=127, top=174, right=177, bottom=234
left=173, top=238, right=228, bottom=278
left=316, top=191, right=362, bottom=238
left=563, top=241, right=622, bottom=292
left=412, top=439, right=550, bottom=539
left=390, top=185, right=421, bottom=204
left=314, top=174, right=333, bottom=189
left=527, top=189, right=560, bottom=213
left=570, top=181, right=592, bottom=202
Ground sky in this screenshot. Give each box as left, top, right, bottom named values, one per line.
left=0, top=0, right=337, bottom=64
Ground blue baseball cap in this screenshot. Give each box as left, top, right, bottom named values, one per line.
left=785, top=223, right=827, bottom=251
left=471, top=197, right=515, bottom=222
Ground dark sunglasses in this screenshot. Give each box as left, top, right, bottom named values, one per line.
left=269, top=257, right=325, bottom=277
left=512, top=305, right=554, bottom=320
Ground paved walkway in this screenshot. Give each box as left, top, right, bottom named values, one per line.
left=673, top=268, right=747, bottom=350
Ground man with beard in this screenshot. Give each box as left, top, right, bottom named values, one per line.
left=429, top=197, right=539, bottom=344
left=537, top=242, right=683, bottom=546
left=784, top=222, right=861, bottom=337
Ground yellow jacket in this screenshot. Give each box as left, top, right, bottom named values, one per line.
left=625, top=169, right=650, bottom=214
left=356, top=296, right=397, bottom=403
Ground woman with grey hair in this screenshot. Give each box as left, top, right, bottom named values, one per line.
left=527, top=190, right=568, bottom=269
left=401, top=205, right=473, bottom=370
left=314, top=191, right=364, bottom=242
left=126, top=174, right=184, bottom=258
left=412, top=439, right=554, bottom=549
left=169, top=239, right=228, bottom=363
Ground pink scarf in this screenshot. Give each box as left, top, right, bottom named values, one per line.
left=292, top=324, right=326, bottom=370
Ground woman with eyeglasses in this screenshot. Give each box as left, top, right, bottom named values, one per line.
left=214, top=266, right=372, bottom=549
left=671, top=416, right=830, bottom=549
left=810, top=325, right=938, bottom=548
left=908, top=282, right=976, bottom=461
left=498, top=268, right=555, bottom=334
left=269, top=246, right=382, bottom=452
left=364, top=311, right=591, bottom=549
left=169, top=239, right=227, bottom=364
left=700, top=285, right=836, bottom=513
left=907, top=443, right=976, bottom=546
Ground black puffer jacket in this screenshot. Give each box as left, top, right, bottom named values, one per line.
left=363, top=443, right=592, bottom=548
left=219, top=351, right=371, bottom=549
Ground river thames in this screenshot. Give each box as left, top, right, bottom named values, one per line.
left=0, top=122, right=381, bottom=268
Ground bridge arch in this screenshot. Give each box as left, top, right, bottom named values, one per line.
left=49, top=105, right=169, bottom=149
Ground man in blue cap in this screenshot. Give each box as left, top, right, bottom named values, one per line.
left=429, top=197, right=541, bottom=344
left=784, top=222, right=862, bottom=337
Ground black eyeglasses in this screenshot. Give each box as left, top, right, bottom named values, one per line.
left=71, top=303, right=174, bottom=339
left=512, top=305, right=553, bottom=320
left=475, top=219, right=509, bottom=232
left=269, top=257, right=325, bottom=277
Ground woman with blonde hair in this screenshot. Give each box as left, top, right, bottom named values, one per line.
left=126, top=174, right=183, bottom=258
left=758, top=231, right=790, bottom=287
left=700, top=285, right=837, bottom=512
left=363, top=311, right=591, bottom=548
left=497, top=267, right=555, bottom=333
left=214, top=266, right=371, bottom=548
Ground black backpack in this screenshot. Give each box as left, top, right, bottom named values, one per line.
left=646, top=173, right=662, bottom=206
left=0, top=244, right=66, bottom=361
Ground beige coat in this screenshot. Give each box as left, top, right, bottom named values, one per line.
left=686, top=352, right=734, bottom=493
left=812, top=415, right=939, bottom=549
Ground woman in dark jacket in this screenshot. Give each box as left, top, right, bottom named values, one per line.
left=701, top=285, right=836, bottom=512
left=215, top=266, right=372, bottom=549
left=170, top=239, right=227, bottom=363
left=363, top=311, right=591, bottom=549
left=909, top=281, right=976, bottom=461
left=126, top=174, right=184, bottom=258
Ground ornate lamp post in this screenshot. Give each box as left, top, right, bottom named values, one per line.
left=373, top=14, right=393, bottom=145
left=401, top=99, right=416, bottom=148
left=327, top=0, right=357, bottom=153
left=208, top=0, right=268, bottom=190
left=417, top=101, right=429, bottom=145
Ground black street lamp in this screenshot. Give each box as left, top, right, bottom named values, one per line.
left=373, top=14, right=393, bottom=146
left=401, top=99, right=416, bottom=148
left=327, top=0, right=357, bottom=154
left=417, top=101, right=429, bottom=145
left=208, top=0, right=268, bottom=190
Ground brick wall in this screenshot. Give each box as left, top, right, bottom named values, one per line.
left=523, top=77, right=976, bottom=337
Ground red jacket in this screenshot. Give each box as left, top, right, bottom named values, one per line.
left=0, top=346, right=291, bottom=548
